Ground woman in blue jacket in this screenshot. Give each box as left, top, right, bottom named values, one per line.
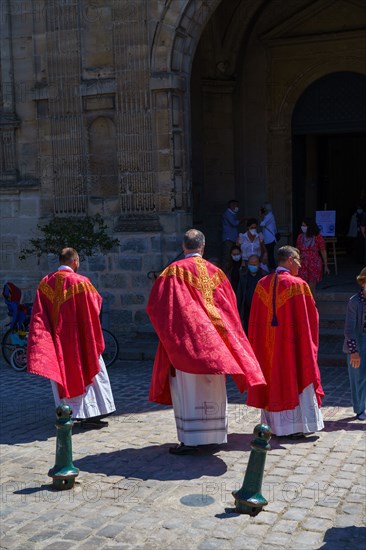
left=343, top=267, right=366, bottom=420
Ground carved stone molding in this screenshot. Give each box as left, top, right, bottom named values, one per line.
left=114, top=214, right=162, bottom=233
left=0, top=113, right=20, bottom=130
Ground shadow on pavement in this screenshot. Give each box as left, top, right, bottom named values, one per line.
left=270, top=434, right=320, bottom=446
left=74, top=432, right=277, bottom=480
left=224, top=432, right=256, bottom=451
left=323, top=419, right=366, bottom=432
left=13, top=484, right=56, bottom=496
left=74, top=444, right=229, bottom=480
left=0, top=417, right=56, bottom=445
left=215, top=509, right=241, bottom=519
left=317, top=525, right=366, bottom=549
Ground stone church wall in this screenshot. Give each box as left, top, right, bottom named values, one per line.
left=1, top=0, right=366, bottom=337
left=0, top=0, right=192, bottom=337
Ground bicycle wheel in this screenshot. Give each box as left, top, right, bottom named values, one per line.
left=102, top=328, right=119, bottom=368
left=1, top=327, right=28, bottom=365
left=10, top=347, right=27, bottom=371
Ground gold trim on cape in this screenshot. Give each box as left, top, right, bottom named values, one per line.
left=161, top=257, right=231, bottom=346
left=39, top=272, right=98, bottom=330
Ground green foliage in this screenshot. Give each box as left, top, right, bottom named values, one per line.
left=19, top=214, right=119, bottom=261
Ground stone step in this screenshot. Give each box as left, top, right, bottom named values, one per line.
left=319, top=336, right=344, bottom=355
left=316, top=291, right=353, bottom=318
left=318, top=354, right=346, bottom=367
left=317, top=301, right=349, bottom=316
left=319, top=327, right=344, bottom=337
left=117, top=331, right=346, bottom=367
left=319, top=314, right=345, bottom=329
left=317, top=291, right=354, bottom=301
left=318, top=324, right=345, bottom=367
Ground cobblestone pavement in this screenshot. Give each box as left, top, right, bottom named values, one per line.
left=0, top=360, right=365, bottom=550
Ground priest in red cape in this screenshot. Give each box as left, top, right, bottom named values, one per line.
left=147, top=229, right=266, bottom=455
left=27, top=247, right=115, bottom=428
left=247, top=245, right=324, bottom=438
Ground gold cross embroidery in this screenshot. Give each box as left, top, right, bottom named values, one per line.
left=39, top=272, right=98, bottom=330
left=161, top=257, right=231, bottom=345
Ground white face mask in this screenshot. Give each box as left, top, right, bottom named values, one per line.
left=249, top=228, right=257, bottom=236
left=233, top=207, right=239, bottom=213
left=357, top=209, right=363, bottom=214
left=231, top=254, right=241, bottom=261
left=301, top=225, right=307, bottom=233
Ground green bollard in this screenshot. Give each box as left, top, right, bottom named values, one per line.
left=232, top=423, right=271, bottom=516
left=48, top=404, right=79, bottom=490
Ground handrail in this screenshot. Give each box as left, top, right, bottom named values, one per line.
left=147, top=251, right=184, bottom=280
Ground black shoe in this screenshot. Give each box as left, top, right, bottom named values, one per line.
left=169, top=443, right=198, bottom=455
left=287, top=432, right=305, bottom=439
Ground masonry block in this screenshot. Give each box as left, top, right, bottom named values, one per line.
left=88, top=255, right=106, bottom=271
left=101, top=274, right=128, bottom=288
left=119, top=239, right=148, bottom=253
left=109, top=308, right=132, bottom=327
left=134, top=309, right=150, bottom=326
left=120, top=294, right=145, bottom=306
left=116, top=257, right=142, bottom=271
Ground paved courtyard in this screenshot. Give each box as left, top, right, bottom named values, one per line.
left=0, top=360, right=365, bottom=550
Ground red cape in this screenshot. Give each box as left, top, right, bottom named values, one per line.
left=27, top=269, right=104, bottom=399
left=147, top=256, right=266, bottom=405
left=247, top=270, right=324, bottom=411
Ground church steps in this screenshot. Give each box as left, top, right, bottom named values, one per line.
left=115, top=286, right=353, bottom=366
left=317, top=289, right=353, bottom=368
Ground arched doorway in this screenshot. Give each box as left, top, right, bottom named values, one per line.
left=292, top=72, right=366, bottom=240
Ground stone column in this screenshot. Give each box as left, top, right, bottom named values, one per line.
left=267, top=127, right=292, bottom=238
left=150, top=74, right=188, bottom=209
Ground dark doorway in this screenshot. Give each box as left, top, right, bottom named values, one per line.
left=292, top=72, right=366, bottom=243
left=292, top=133, right=366, bottom=239
left=318, top=134, right=366, bottom=234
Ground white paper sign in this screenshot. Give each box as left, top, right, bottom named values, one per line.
left=316, top=211, right=336, bottom=237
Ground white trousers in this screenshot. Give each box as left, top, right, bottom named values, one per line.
left=51, top=356, right=116, bottom=419
left=261, top=383, right=324, bottom=436
left=169, top=370, right=228, bottom=446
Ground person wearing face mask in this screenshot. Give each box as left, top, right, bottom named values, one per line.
left=236, top=255, right=266, bottom=333
left=247, top=246, right=324, bottom=438
left=259, top=202, right=278, bottom=271
left=237, top=218, right=268, bottom=272
left=225, top=245, right=243, bottom=293
left=343, top=266, right=366, bottom=421
left=222, top=200, right=245, bottom=271
left=296, top=217, right=330, bottom=297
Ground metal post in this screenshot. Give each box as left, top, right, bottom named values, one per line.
left=48, top=404, right=79, bottom=490
left=232, top=423, right=271, bottom=516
